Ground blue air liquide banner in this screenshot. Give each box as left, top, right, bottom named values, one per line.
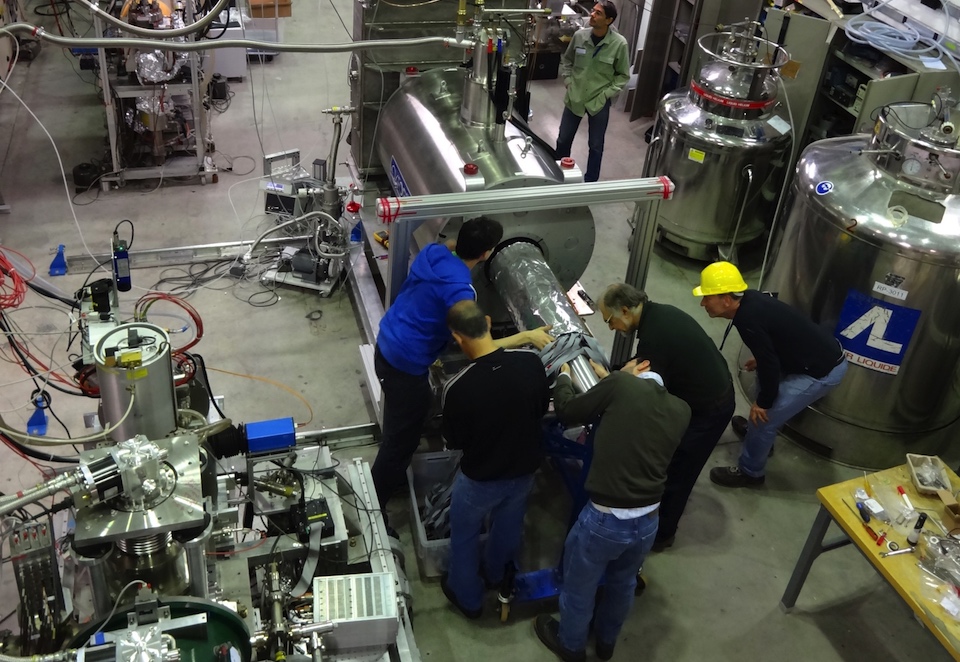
left=834, top=289, right=921, bottom=375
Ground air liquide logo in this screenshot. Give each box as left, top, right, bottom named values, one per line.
left=389, top=157, right=412, bottom=198
left=834, top=290, right=921, bottom=375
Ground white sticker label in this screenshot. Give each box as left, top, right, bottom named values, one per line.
left=872, top=281, right=908, bottom=300
left=942, top=594, right=960, bottom=617
left=767, top=115, right=791, bottom=134
left=864, top=498, right=884, bottom=515
left=844, top=350, right=900, bottom=375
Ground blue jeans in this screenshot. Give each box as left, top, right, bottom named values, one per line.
left=739, top=360, right=848, bottom=477
left=555, top=101, right=611, bottom=183
left=558, top=503, right=659, bottom=651
left=447, top=471, right=535, bottom=611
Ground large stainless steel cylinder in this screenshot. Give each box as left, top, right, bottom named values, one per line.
left=374, top=68, right=595, bottom=322
left=649, top=26, right=792, bottom=261
left=754, top=101, right=960, bottom=468
left=487, top=240, right=587, bottom=337
left=488, top=240, right=598, bottom=391
left=95, top=322, right=177, bottom=441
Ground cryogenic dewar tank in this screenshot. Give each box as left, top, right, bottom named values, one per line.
left=374, top=67, right=595, bottom=322
left=647, top=24, right=792, bottom=261
left=761, top=100, right=960, bottom=469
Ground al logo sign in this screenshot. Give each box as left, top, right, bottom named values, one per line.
left=834, top=290, right=921, bottom=375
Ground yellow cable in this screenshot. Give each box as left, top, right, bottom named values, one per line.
left=207, top=366, right=314, bottom=427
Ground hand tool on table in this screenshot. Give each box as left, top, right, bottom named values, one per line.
left=880, top=547, right=915, bottom=558
left=843, top=499, right=880, bottom=541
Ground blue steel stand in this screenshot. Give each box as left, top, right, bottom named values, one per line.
left=497, top=417, right=596, bottom=619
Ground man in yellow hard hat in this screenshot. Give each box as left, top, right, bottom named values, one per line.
left=692, top=262, right=847, bottom=487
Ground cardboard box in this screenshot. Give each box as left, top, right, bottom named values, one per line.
left=938, top=489, right=960, bottom=530
left=249, top=0, right=291, bottom=18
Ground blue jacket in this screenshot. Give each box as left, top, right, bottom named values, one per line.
left=377, top=244, right=475, bottom=375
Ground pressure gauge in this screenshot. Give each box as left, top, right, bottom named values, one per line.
left=901, top=158, right=923, bottom=176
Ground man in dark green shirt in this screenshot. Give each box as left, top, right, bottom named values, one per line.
left=599, top=283, right=734, bottom=550
left=535, top=360, right=689, bottom=662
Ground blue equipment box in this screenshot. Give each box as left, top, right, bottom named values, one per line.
left=246, top=417, right=296, bottom=453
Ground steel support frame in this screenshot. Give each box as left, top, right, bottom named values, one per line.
left=64, top=235, right=311, bottom=272
left=378, top=177, right=675, bottom=306
left=610, top=197, right=663, bottom=367
left=344, top=458, right=421, bottom=662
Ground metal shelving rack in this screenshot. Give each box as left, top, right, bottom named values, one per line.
left=94, top=0, right=211, bottom=189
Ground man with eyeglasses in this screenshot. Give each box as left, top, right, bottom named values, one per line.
left=556, top=1, right=630, bottom=182
left=597, top=283, right=734, bottom=551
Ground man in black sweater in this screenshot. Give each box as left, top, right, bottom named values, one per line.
left=439, top=301, right=550, bottom=619
left=599, top=283, right=734, bottom=551
left=693, top=262, right=848, bottom=487
left=535, top=360, right=690, bottom=662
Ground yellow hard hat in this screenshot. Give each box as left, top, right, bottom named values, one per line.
left=692, top=262, right=748, bottom=296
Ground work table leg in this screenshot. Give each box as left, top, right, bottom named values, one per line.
left=780, top=504, right=851, bottom=612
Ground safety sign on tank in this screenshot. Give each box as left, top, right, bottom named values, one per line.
left=834, top=290, right=921, bottom=375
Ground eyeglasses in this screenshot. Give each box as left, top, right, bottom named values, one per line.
left=602, top=309, right=615, bottom=325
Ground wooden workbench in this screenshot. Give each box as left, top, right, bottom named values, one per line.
left=782, top=463, right=960, bottom=660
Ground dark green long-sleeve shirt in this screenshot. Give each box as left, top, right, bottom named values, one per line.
left=553, top=372, right=691, bottom=508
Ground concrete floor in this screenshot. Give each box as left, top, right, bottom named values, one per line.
left=0, top=1, right=955, bottom=660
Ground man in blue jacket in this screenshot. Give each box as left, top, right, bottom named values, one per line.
left=371, top=217, right=553, bottom=518
left=556, top=1, right=630, bottom=182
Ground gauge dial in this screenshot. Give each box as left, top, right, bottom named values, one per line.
left=901, top=158, right=923, bottom=176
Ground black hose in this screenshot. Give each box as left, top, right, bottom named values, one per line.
left=188, top=352, right=229, bottom=421
left=1, top=433, right=78, bottom=464
left=0, top=310, right=84, bottom=397
left=24, top=280, right=80, bottom=309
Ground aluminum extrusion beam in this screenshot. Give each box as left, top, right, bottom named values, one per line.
left=611, top=205, right=666, bottom=367
left=380, top=177, right=674, bottom=304
left=376, top=177, right=673, bottom=223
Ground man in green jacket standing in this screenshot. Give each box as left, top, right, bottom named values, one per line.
left=556, top=1, right=630, bottom=182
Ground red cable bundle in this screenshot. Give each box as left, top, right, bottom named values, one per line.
left=134, top=292, right=204, bottom=352
left=0, top=249, right=29, bottom=309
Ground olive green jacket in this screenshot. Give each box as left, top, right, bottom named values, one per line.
left=560, top=27, right=630, bottom=117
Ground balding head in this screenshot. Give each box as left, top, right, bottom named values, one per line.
left=447, top=300, right=489, bottom=340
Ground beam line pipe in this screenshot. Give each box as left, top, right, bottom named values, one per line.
left=4, top=25, right=473, bottom=54
left=79, top=0, right=229, bottom=39
left=0, top=471, right=82, bottom=518
left=488, top=241, right=599, bottom=391
left=376, top=177, right=674, bottom=223
left=480, top=7, right=552, bottom=14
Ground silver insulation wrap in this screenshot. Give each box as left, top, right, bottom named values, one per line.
left=488, top=241, right=586, bottom=336
left=489, top=240, right=602, bottom=392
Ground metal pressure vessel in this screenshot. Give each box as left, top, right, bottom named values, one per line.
left=95, top=322, right=178, bottom=441
left=374, top=67, right=595, bottom=322
left=647, top=25, right=792, bottom=261
left=758, top=100, right=960, bottom=469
